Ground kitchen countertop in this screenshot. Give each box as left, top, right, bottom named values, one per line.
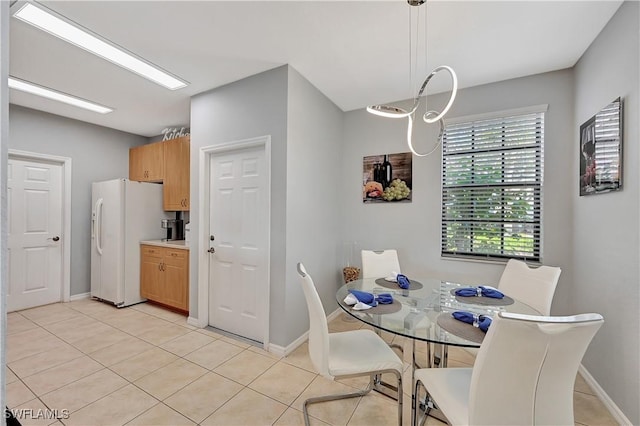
left=141, top=240, right=190, bottom=250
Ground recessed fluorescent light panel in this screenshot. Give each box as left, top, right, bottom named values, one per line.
left=13, top=2, right=188, bottom=90
left=8, top=77, right=114, bottom=114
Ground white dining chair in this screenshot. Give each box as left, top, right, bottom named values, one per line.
left=361, top=249, right=401, bottom=279
left=462, top=259, right=563, bottom=361
left=413, top=311, right=604, bottom=426
left=498, top=259, right=562, bottom=315
left=360, top=249, right=405, bottom=354
left=296, top=263, right=404, bottom=426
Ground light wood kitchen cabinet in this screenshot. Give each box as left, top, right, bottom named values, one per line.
left=140, top=244, right=189, bottom=312
left=163, top=136, right=190, bottom=211
left=129, top=141, right=164, bottom=182
left=140, top=246, right=163, bottom=301
left=129, top=136, right=190, bottom=211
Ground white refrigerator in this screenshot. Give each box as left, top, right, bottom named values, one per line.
left=91, top=178, right=172, bottom=307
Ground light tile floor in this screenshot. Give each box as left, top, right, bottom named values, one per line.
left=4, top=299, right=618, bottom=426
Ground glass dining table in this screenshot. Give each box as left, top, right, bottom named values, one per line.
left=337, top=277, right=540, bottom=356
left=336, top=276, right=541, bottom=419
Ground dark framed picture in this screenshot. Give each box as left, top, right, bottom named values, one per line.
left=579, top=97, right=623, bottom=196
left=362, top=152, right=412, bottom=203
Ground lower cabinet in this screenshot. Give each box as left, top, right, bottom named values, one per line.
left=140, top=245, right=189, bottom=312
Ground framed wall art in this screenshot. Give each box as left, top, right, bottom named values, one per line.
left=579, top=97, right=623, bottom=196
left=362, top=152, right=412, bottom=203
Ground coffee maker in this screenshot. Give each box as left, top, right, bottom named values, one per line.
left=161, top=212, right=184, bottom=241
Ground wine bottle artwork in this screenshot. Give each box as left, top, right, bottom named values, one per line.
left=382, top=155, right=392, bottom=189
left=362, top=152, right=413, bottom=204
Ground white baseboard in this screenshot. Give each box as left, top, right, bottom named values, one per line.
left=327, top=307, right=343, bottom=323
left=269, top=334, right=304, bottom=358
left=188, top=308, right=345, bottom=358
left=578, top=364, right=630, bottom=425
left=187, top=316, right=201, bottom=327
left=268, top=308, right=344, bottom=358
left=69, top=292, right=90, bottom=301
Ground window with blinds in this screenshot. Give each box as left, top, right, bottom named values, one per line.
left=441, top=109, right=544, bottom=261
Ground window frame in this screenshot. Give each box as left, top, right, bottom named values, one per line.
left=440, top=105, right=548, bottom=263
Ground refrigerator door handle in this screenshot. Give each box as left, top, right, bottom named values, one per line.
left=95, top=198, right=104, bottom=255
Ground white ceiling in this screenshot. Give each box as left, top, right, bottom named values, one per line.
left=9, top=0, right=622, bottom=138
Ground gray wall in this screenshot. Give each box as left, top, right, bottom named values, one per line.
left=573, top=2, right=639, bottom=424
left=189, top=66, right=290, bottom=345
left=8, top=105, right=147, bottom=296
left=189, top=65, right=344, bottom=347
left=285, top=67, right=343, bottom=342
left=342, top=69, right=575, bottom=297
left=340, top=3, right=639, bottom=422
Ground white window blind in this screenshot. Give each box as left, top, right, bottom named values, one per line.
left=441, top=110, right=544, bottom=261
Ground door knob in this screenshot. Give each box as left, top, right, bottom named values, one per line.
left=207, top=247, right=215, bottom=253
left=48, top=236, right=60, bottom=242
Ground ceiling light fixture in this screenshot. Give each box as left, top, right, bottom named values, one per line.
left=8, top=76, right=114, bottom=114
left=12, top=2, right=188, bottom=90
left=367, top=0, right=458, bottom=157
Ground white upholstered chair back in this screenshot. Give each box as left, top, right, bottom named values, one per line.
left=469, top=312, right=603, bottom=425
left=498, top=259, right=561, bottom=315
left=361, top=249, right=401, bottom=279
left=297, top=262, right=330, bottom=377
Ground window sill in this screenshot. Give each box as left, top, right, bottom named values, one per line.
left=440, top=255, right=542, bottom=266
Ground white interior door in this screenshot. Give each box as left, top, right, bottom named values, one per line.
left=7, top=158, right=63, bottom=312
left=208, top=145, right=269, bottom=342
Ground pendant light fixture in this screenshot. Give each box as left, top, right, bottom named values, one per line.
left=367, top=0, right=458, bottom=157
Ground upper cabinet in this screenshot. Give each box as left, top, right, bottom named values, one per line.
left=129, top=136, right=190, bottom=211
left=129, top=141, right=164, bottom=182
left=163, top=136, right=190, bottom=211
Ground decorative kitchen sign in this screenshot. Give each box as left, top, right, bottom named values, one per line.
left=363, top=152, right=412, bottom=203
left=161, top=126, right=190, bottom=141
left=579, top=97, right=623, bottom=196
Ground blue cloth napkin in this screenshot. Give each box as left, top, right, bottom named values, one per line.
left=375, top=293, right=393, bottom=304
left=348, top=289, right=393, bottom=305
left=396, top=274, right=410, bottom=289
left=454, top=285, right=504, bottom=299
left=349, top=290, right=375, bottom=305
left=452, top=311, right=492, bottom=332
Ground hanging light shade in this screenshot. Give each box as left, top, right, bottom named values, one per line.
left=366, top=104, right=413, bottom=118
left=367, top=1, right=459, bottom=157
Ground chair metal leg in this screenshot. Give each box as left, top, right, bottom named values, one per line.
left=412, top=378, right=448, bottom=426
left=303, top=369, right=403, bottom=426
left=412, top=378, right=430, bottom=426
